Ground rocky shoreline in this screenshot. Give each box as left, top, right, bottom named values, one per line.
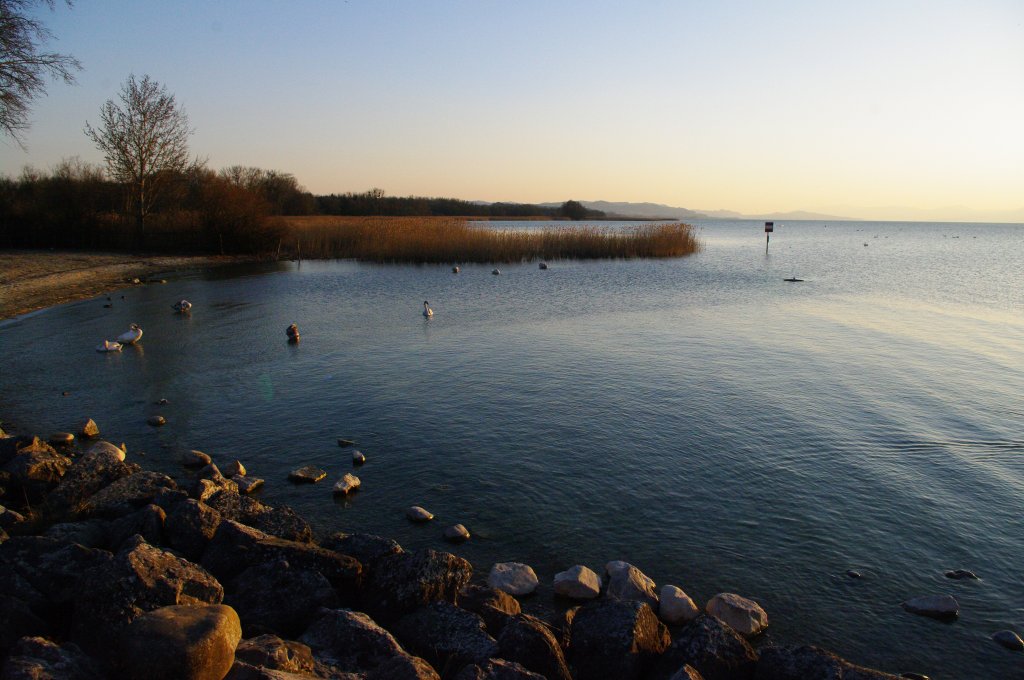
left=0, top=420, right=940, bottom=680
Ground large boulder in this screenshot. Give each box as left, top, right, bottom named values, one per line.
left=322, top=532, right=403, bottom=573
left=3, top=441, right=72, bottom=503
left=553, top=565, right=601, bottom=600
left=227, top=559, right=338, bottom=638
left=77, top=471, right=178, bottom=519
left=203, top=490, right=311, bottom=542
left=392, top=602, right=498, bottom=674
left=754, top=645, right=902, bottom=679
left=652, top=614, right=758, bottom=680
left=233, top=634, right=317, bottom=674
left=0, top=536, right=113, bottom=610
left=201, top=520, right=360, bottom=598
left=71, top=536, right=224, bottom=659
left=165, top=499, right=224, bottom=562
left=567, top=599, right=670, bottom=680
left=362, top=549, right=472, bottom=624
left=106, top=503, right=167, bottom=550
left=1, top=636, right=104, bottom=680
left=901, top=594, right=958, bottom=620
left=453, top=659, right=546, bottom=680
left=458, top=585, right=521, bottom=637
left=706, top=594, right=768, bottom=637
left=120, top=604, right=242, bottom=680
left=366, top=654, right=441, bottom=680
left=43, top=519, right=109, bottom=549
left=660, top=586, right=700, bottom=625
left=0, top=595, right=50, bottom=658
left=299, top=608, right=406, bottom=673
left=45, top=449, right=140, bottom=517
left=497, top=614, right=571, bottom=680
left=487, top=562, right=539, bottom=596
left=606, top=563, right=659, bottom=610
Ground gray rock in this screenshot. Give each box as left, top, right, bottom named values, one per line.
left=300, top=608, right=406, bottom=672
left=71, top=536, right=224, bottom=660
left=201, top=520, right=360, bottom=597
left=2, top=636, right=104, bottom=680
left=497, top=613, right=572, bottom=680
left=353, top=450, right=366, bottom=465
left=366, top=654, right=441, bottom=680
left=393, top=601, right=498, bottom=674
left=233, top=475, right=264, bottom=495
left=568, top=599, right=670, bottom=680
left=553, top=565, right=601, bottom=600
left=42, top=520, right=109, bottom=549
left=120, top=604, right=242, bottom=680
left=203, top=489, right=311, bottom=542
left=79, top=418, right=100, bottom=438
left=901, top=595, right=958, bottom=620
left=406, top=506, right=434, bottom=522
left=234, top=634, right=317, bottom=673
left=182, top=450, right=212, bottom=467
left=337, top=438, right=356, bottom=447
left=288, top=465, right=326, bottom=483
left=105, top=503, right=166, bottom=550
left=454, top=659, right=546, bottom=680
left=165, top=499, right=223, bottom=562
left=606, top=563, right=659, bottom=610
left=147, top=415, right=167, bottom=427
left=651, top=614, right=757, bottom=680
left=992, top=630, right=1024, bottom=651
left=944, top=569, right=979, bottom=580
left=362, top=548, right=472, bottom=624
left=0, top=594, right=50, bottom=657
left=333, top=473, right=361, bottom=495
left=3, top=441, right=72, bottom=502
left=754, top=645, right=901, bottom=679
left=46, top=449, right=140, bottom=517
left=488, top=562, right=538, bottom=596
left=0, top=535, right=113, bottom=608
left=322, top=532, right=403, bottom=573
left=77, top=470, right=178, bottom=519
left=226, top=558, right=338, bottom=638
left=444, top=524, right=471, bottom=543
left=706, top=593, right=768, bottom=637
left=458, top=584, right=521, bottom=637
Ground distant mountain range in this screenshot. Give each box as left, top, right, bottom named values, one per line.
left=535, top=201, right=852, bottom=222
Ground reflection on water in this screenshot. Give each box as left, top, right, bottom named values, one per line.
left=1, top=221, right=1023, bottom=678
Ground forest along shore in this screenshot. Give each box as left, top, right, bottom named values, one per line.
left=0, top=251, right=251, bottom=320
left=0, top=418, right=919, bottom=679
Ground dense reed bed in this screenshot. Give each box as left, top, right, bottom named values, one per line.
left=282, top=216, right=700, bottom=263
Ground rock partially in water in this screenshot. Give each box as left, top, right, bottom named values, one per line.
left=755, top=645, right=902, bottom=680
left=458, top=585, right=521, bottom=637
left=660, top=585, right=700, bottom=625
left=78, top=418, right=100, bottom=438
left=392, top=601, right=498, bottom=674
left=181, top=450, right=212, bottom=467
left=352, top=449, right=367, bottom=465
left=147, top=415, right=167, bottom=427
left=606, top=563, right=659, bottom=610
left=48, top=432, right=74, bottom=446
left=705, top=593, right=768, bottom=637
left=651, top=614, right=757, bottom=680
left=553, top=565, right=601, bottom=600
left=333, top=473, right=361, bottom=495
left=223, top=460, right=246, bottom=477
left=362, top=548, right=472, bottom=624
left=497, top=613, right=572, bottom=680
left=120, top=604, right=241, bottom=680
left=444, top=524, right=471, bottom=543
left=233, top=475, right=263, bottom=495
left=846, top=570, right=863, bottom=579
left=992, top=630, right=1024, bottom=651
left=86, top=440, right=126, bottom=462
left=901, top=594, right=958, bottom=620
left=488, top=562, right=539, bottom=596
left=944, top=569, right=979, bottom=580
left=337, top=438, right=355, bottom=447
left=288, top=465, right=326, bottom=483
left=406, top=505, right=434, bottom=522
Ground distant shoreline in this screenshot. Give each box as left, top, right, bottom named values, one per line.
left=0, top=250, right=253, bottom=321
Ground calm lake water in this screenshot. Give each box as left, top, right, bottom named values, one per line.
left=2, top=220, right=1023, bottom=678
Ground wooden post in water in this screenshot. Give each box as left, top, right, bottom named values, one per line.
left=764, top=221, right=774, bottom=253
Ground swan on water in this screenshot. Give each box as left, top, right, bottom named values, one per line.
left=172, top=299, right=192, bottom=312
left=423, top=301, right=433, bottom=317
left=96, top=340, right=122, bottom=352
left=116, top=323, right=143, bottom=345
left=452, top=266, right=460, bottom=274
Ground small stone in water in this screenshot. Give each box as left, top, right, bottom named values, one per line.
left=944, top=569, right=979, bottom=580
left=223, top=460, right=246, bottom=477
left=406, top=506, right=434, bottom=522
left=147, top=415, right=166, bottom=427
left=992, top=630, right=1024, bottom=651
left=156, top=398, right=169, bottom=405
left=846, top=570, right=863, bottom=579
left=444, top=524, right=470, bottom=543
left=333, top=473, right=361, bottom=495
left=181, top=450, right=212, bottom=467
left=289, top=465, right=327, bottom=483
left=49, top=432, right=74, bottom=446
left=234, top=475, right=263, bottom=494
left=900, top=674, right=930, bottom=680
left=337, top=438, right=355, bottom=447
left=61, top=391, right=70, bottom=396
left=352, top=450, right=366, bottom=465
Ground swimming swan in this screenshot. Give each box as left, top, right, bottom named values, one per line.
left=96, top=340, right=122, bottom=352
left=423, top=301, right=433, bottom=317
left=172, top=299, right=192, bottom=312
left=116, top=324, right=143, bottom=345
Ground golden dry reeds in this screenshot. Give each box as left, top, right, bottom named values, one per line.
left=281, top=216, right=700, bottom=262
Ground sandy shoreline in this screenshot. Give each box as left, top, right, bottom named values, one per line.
left=0, top=250, right=254, bottom=320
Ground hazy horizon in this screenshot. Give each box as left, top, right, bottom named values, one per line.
left=2, top=1, right=1022, bottom=222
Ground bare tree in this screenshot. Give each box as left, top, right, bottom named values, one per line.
left=0, top=0, right=80, bottom=146
left=85, top=74, right=194, bottom=239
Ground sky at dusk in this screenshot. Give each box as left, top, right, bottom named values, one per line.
left=3, top=0, right=1023, bottom=221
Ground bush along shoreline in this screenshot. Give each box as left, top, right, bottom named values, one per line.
left=0, top=419, right=921, bottom=680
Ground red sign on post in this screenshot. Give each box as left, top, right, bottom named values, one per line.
left=764, top=222, right=774, bottom=233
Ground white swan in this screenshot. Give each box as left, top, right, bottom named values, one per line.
left=422, top=301, right=433, bottom=317
left=96, top=340, right=122, bottom=352
left=116, top=323, right=143, bottom=344
left=172, top=299, right=192, bottom=312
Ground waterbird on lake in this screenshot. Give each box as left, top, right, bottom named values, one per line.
left=286, top=323, right=300, bottom=342
left=96, top=340, right=122, bottom=352
left=423, top=301, right=433, bottom=317
left=539, top=262, right=548, bottom=270
left=172, top=299, right=192, bottom=312
left=492, top=268, right=501, bottom=275
left=783, top=277, right=804, bottom=282
left=452, top=266, right=460, bottom=273
left=116, top=323, right=143, bottom=344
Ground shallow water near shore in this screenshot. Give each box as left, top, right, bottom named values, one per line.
left=2, top=220, right=1023, bottom=678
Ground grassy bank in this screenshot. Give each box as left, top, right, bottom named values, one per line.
left=282, top=216, right=700, bottom=263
